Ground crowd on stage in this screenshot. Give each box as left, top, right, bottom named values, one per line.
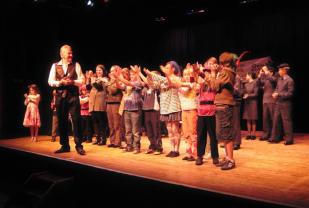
left=23, top=44, right=295, bottom=171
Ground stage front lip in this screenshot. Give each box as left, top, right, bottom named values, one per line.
left=1, top=135, right=309, bottom=208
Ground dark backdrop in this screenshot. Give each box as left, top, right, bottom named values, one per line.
left=1, top=0, right=308, bottom=138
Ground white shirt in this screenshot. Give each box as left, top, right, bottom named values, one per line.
left=48, top=60, right=84, bottom=87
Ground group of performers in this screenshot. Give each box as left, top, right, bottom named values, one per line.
left=23, top=44, right=294, bottom=171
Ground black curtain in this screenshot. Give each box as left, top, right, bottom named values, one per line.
left=1, top=2, right=308, bottom=138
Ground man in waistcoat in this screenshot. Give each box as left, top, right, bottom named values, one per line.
left=48, top=44, right=86, bottom=155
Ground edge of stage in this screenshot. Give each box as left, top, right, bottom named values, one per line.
left=1, top=133, right=308, bottom=208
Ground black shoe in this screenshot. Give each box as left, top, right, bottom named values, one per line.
left=51, top=136, right=56, bottom=142
left=284, top=141, right=294, bottom=145
left=76, top=147, right=86, bottom=155
left=166, top=151, right=174, bottom=157
left=233, top=144, right=240, bottom=150
left=250, top=135, right=256, bottom=140
left=212, top=158, right=219, bottom=165
left=85, top=139, right=92, bottom=143
left=171, top=151, right=179, bottom=157
left=259, top=137, right=268, bottom=141
left=246, top=135, right=251, bottom=140
left=195, top=157, right=203, bottom=166
left=182, top=156, right=190, bottom=160
left=98, top=141, right=106, bottom=146
left=108, top=144, right=115, bottom=148
left=268, top=139, right=280, bottom=143
left=187, top=156, right=195, bottom=161
left=54, top=147, right=70, bottom=153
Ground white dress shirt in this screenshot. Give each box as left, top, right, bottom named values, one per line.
left=48, top=60, right=84, bottom=87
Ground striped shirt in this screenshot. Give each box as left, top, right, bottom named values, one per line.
left=151, top=74, right=181, bottom=115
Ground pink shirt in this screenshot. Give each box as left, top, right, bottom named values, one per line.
left=198, top=85, right=216, bottom=116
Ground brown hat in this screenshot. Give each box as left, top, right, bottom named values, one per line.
left=277, top=63, right=290, bottom=69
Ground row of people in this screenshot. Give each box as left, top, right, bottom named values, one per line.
left=22, top=44, right=294, bottom=171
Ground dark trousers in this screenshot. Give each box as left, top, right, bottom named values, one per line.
left=81, top=115, right=93, bottom=141
left=144, top=110, right=162, bottom=151
left=51, top=112, right=58, bottom=137
left=262, top=103, right=275, bottom=139
left=232, top=101, right=241, bottom=145
left=271, top=102, right=293, bottom=142
left=56, top=95, right=83, bottom=148
left=91, top=111, right=107, bottom=143
left=197, top=116, right=218, bottom=159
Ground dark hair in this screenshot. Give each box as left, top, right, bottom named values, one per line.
left=246, top=71, right=256, bottom=80
left=28, top=84, right=40, bottom=94
left=219, top=52, right=236, bottom=69
left=96, top=64, right=107, bottom=76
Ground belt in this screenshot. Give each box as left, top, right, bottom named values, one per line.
left=200, top=101, right=214, bottom=105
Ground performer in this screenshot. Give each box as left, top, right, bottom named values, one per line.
left=195, top=57, right=219, bottom=165
left=48, top=44, right=85, bottom=155
left=258, top=65, right=277, bottom=141
left=50, top=89, right=58, bottom=142
left=210, top=52, right=236, bottom=170
left=269, top=63, right=294, bottom=145
left=145, top=61, right=182, bottom=158
left=242, top=72, right=259, bottom=140
left=23, top=84, right=41, bottom=142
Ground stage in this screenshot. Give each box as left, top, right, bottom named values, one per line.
left=0, top=133, right=309, bottom=208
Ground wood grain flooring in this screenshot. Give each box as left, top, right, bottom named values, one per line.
left=1, top=132, right=308, bottom=208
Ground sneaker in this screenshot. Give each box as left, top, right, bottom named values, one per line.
left=195, top=157, right=203, bottom=166
left=122, top=147, right=134, bottom=153
left=154, top=150, right=162, bottom=155
left=145, top=149, right=154, bottom=154
left=221, top=160, right=236, bottom=170
left=215, top=158, right=227, bottom=167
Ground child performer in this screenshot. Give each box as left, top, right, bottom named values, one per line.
left=23, top=84, right=41, bottom=142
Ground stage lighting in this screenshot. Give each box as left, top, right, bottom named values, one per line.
left=86, top=0, right=94, bottom=7
left=155, top=17, right=166, bottom=22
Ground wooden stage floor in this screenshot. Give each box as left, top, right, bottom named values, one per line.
left=1, top=133, right=309, bottom=208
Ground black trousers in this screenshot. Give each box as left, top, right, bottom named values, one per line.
left=56, top=95, right=83, bottom=148
left=81, top=115, right=93, bottom=141
left=144, top=110, right=162, bottom=151
left=232, top=101, right=242, bottom=145
left=271, top=102, right=293, bottom=142
left=91, top=111, right=107, bottom=142
left=197, top=115, right=218, bottom=159
left=262, top=103, right=275, bottom=139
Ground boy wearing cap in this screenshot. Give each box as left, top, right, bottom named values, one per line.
left=269, top=63, right=294, bottom=145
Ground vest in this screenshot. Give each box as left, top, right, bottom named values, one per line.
left=55, top=63, right=79, bottom=96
